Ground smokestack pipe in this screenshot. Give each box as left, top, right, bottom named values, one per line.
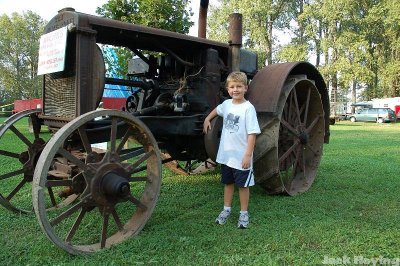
left=228, top=13, right=243, bottom=72
left=198, top=0, right=209, bottom=38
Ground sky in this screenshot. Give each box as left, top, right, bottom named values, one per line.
left=0, top=0, right=216, bottom=37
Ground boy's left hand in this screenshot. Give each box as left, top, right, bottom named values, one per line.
left=242, top=154, right=251, bottom=169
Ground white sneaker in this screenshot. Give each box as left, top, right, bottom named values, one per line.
left=237, top=213, right=249, bottom=229
left=215, top=209, right=231, bottom=225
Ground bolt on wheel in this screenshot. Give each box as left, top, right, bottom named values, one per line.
left=32, top=109, right=162, bottom=254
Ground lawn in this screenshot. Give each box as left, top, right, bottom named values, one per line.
left=0, top=119, right=400, bottom=265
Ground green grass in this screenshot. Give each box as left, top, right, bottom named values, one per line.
left=0, top=120, right=400, bottom=265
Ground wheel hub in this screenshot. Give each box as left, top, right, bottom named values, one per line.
left=87, top=156, right=131, bottom=207
left=295, top=125, right=309, bottom=144
left=19, top=138, right=46, bottom=181
left=101, top=171, right=131, bottom=198
left=298, top=131, right=309, bottom=144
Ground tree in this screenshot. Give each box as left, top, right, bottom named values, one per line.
left=96, top=0, right=194, bottom=77
left=377, top=0, right=400, bottom=97
left=0, top=11, right=45, bottom=104
left=276, top=0, right=311, bottom=63
left=207, top=0, right=290, bottom=66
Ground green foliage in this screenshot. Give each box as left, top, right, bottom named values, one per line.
left=0, top=120, right=400, bottom=264
left=0, top=12, right=45, bottom=105
left=208, top=0, right=290, bottom=66
left=96, top=0, right=194, bottom=77
left=208, top=0, right=400, bottom=103
left=276, top=43, right=309, bottom=62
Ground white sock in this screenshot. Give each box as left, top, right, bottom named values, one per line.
left=240, top=210, right=248, bottom=215
left=224, top=206, right=231, bottom=212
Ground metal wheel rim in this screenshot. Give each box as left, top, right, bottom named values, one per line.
left=277, top=80, right=325, bottom=195
left=32, top=109, right=162, bottom=254
left=0, top=109, right=45, bottom=213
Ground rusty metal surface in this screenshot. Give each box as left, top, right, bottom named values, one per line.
left=198, top=0, right=209, bottom=38
left=253, top=78, right=325, bottom=195
left=32, top=109, right=162, bottom=254
left=45, top=9, right=229, bottom=60
left=229, top=13, right=243, bottom=45
left=247, top=62, right=330, bottom=143
left=228, top=13, right=242, bottom=72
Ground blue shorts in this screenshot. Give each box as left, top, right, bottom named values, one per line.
left=221, top=164, right=255, bottom=187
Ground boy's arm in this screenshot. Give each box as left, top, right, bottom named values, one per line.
left=242, top=133, right=257, bottom=169
left=203, top=108, right=218, bottom=133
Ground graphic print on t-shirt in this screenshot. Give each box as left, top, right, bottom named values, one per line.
left=224, top=113, right=240, bottom=133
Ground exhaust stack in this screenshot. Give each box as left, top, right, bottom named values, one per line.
left=198, top=0, right=209, bottom=38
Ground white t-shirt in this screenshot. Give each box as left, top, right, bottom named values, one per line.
left=216, top=99, right=261, bottom=170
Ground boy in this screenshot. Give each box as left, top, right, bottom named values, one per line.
left=203, top=71, right=260, bottom=229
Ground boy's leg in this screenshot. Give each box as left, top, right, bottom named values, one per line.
left=238, top=187, right=250, bottom=228
left=215, top=184, right=235, bottom=225
left=224, top=183, right=234, bottom=207
left=238, top=187, right=249, bottom=211
left=216, top=165, right=235, bottom=225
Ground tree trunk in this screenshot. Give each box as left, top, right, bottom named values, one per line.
left=351, top=80, right=357, bottom=113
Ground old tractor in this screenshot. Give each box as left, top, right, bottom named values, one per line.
left=0, top=1, right=330, bottom=255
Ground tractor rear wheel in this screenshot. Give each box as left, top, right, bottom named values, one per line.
left=253, top=78, right=325, bottom=195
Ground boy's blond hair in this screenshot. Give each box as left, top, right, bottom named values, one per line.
left=225, top=71, right=247, bottom=87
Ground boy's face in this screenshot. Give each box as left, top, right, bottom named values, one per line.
left=226, top=81, right=247, bottom=102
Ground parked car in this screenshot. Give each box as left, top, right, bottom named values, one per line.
left=348, top=108, right=396, bottom=123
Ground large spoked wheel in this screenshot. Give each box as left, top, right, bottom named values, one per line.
left=0, top=109, right=48, bottom=213
left=32, top=110, right=161, bottom=254
left=254, top=79, right=325, bottom=195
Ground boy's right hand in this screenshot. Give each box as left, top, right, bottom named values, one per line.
left=203, top=119, right=211, bottom=134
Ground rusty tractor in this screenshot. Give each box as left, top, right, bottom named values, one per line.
left=0, top=1, right=330, bottom=255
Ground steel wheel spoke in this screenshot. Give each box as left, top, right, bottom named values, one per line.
left=305, top=115, right=322, bottom=134
left=30, top=114, right=41, bottom=140
left=101, top=210, right=110, bottom=249
left=279, top=139, right=300, bottom=163
left=78, top=126, right=92, bottom=154
left=280, top=119, right=298, bottom=136
left=116, top=128, right=134, bottom=154
left=289, top=91, right=298, bottom=125
left=125, top=150, right=154, bottom=174
left=65, top=208, right=87, bottom=243
left=120, top=147, right=145, bottom=162
left=57, top=148, right=88, bottom=171
left=128, top=194, right=147, bottom=210
left=0, top=168, right=25, bottom=181
left=111, top=208, right=124, bottom=231
left=303, top=87, right=311, bottom=124
left=10, top=125, right=32, bottom=147
left=0, top=149, right=20, bottom=159
left=47, top=187, right=58, bottom=207
left=50, top=195, right=89, bottom=226
left=292, top=88, right=301, bottom=124
left=295, top=146, right=305, bottom=174
left=288, top=92, right=295, bottom=124
left=46, top=179, right=73, bottom=187
left=6, top=178, right=27, bottom=201
left=110, top=117, right=118, bottom=153
left=290, top=145, right=301, bottom=179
